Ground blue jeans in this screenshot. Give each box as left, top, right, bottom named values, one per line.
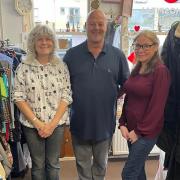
left=22, top=125, right=64, bottom=180
left=122, top=137, right=157, bottom=180
left=72, top=135, right=112, bottom=180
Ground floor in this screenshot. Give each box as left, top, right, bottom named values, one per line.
left=12, top=157, right=159, bottom=180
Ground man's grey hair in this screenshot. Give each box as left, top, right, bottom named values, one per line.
left=27, top=24, right=56, bottom=57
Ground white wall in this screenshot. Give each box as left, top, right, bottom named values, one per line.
left=0, top=0, right=23, bottom=46
left=0, top=0, right=121, bottom=46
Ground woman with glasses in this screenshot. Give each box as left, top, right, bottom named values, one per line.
left=119, top=30, right=171, bottom=180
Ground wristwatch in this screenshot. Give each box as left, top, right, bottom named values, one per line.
left=15, top=0, right=33, bottom=16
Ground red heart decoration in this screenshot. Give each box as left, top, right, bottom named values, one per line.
left=134, top=25, right=140, bottom=32
left=128, top=52, right=136, bottom=64
left=164, top=0, right=177, bottom=3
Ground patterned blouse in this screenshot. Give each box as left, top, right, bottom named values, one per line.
left=12, top=55, right=72, bottom=128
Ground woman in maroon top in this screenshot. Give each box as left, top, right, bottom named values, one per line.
left=119, top=30, right=171, bottom=180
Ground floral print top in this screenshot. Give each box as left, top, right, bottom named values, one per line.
left=13, top=55, right=72, bottom=128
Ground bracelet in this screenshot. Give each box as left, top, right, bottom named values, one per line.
left=32, top=117, right=38, bottom=122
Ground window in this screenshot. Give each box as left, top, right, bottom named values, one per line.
left=33, top=0, right=88, bottom=32
left=129, top=1, right=180, bottom=32
left=69, top=8, right=80, bottom=26
left=34, top=8, right=40, bottom=21
left=129, top=9, right=155, bottom=31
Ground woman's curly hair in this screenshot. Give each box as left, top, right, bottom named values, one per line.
left=27, top=24, right=57, bottom=58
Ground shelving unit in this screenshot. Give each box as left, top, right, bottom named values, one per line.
left=56, top=32, right=87, bottom=58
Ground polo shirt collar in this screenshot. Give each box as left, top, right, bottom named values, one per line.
left=83, top=40, right=108, bottom=54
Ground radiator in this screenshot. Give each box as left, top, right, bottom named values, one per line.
left=112, top=98, right=129, bottom=155
left=112, top=125, right=128, bottom=155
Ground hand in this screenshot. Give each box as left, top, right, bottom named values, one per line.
left=128, top=130, right=138, bottom=144
left=120, top=126, right=129, bottom=140
left=38, top=122, right=56, bottom=138
left=34, top=119, right=45, bottom=131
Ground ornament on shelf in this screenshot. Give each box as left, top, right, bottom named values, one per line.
left=72, top=23, right=75, bottom=32
left=76, top=23, right=80, bottom=32
left=4, top=39, right=10, bottom=46
left=66, top=22, right=70, bottom=32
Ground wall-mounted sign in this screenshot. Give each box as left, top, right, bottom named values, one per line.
left=159, top=8, right=180, bottom=15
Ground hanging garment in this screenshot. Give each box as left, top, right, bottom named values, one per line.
left=0, top=47, right=27, bottom=178
left=10, top=141, right=26, bottom=177
left=105, top=21, right=116, bottom=45
left=0, top=142, right=12, bottom=178
left=119, top=0, right=133, bottom=17
left=112, top=25, right=121, bottom=48
left=157, top=21, right=180, bottom=180
left=0, top=54, right=13, bottom=67
left=0, top=161, right=6, bottom=180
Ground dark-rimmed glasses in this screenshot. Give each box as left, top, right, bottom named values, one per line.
left=132, top=43, right=155, bottom=51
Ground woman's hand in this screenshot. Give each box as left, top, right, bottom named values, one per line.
left=37, top=100, right=68, bottom=138
left=128, top=130, right=139, bottom=144
left=120, top=126, right=129, bottom=140
left=38, top=122, right=56, bottom=138
left=33, top=119, right=45, bottom=131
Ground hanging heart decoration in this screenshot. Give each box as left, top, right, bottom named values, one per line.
left=164, top=0, right=177, bottom=3
left=128, top=52, right=136, bottom=64
left=134, top=25, right=140, bottom=32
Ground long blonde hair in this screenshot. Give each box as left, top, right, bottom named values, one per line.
left=131, top=30, right=161, bottom=76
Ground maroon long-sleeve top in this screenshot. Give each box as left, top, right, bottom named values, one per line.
left=119, top=62, right=171, bottom=139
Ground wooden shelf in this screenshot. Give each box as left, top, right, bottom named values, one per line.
left=128, top=31, right=167, bottom=36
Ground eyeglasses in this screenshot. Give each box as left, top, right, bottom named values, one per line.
left=132, top=43, right=155, bottom=51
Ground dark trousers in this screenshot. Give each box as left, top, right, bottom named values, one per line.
left=122, top=137, right=157, bottom=180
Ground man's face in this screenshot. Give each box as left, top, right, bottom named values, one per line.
left=86, top=11, right=107, bottom=44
